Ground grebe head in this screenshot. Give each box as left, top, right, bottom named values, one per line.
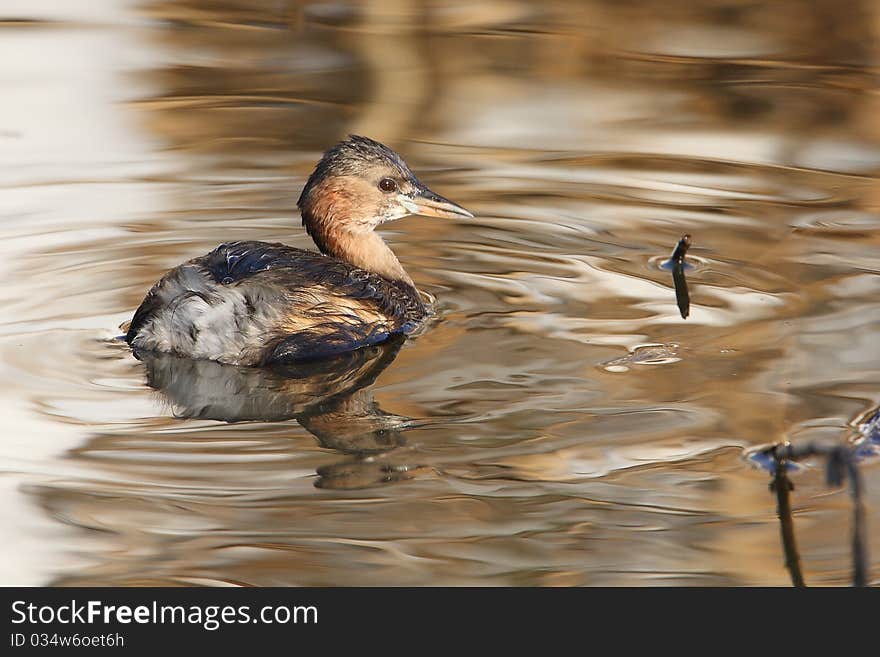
left=297, top=135, right=472, bottom=249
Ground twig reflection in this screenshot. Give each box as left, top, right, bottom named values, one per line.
left=662, top=234, right=692, bottom=319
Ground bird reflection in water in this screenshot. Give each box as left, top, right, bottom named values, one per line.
left=134, top=335, right=427, bottom=489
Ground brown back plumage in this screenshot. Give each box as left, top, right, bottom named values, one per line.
left=126, top=241, right=426, bottom=365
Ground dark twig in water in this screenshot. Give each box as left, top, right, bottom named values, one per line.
left=769, top=451, right=805, bottom=587
left=670, top=234, right=691, bottom=263
left=759, top=441, right=869, bottom=586
left=666, top=234, right=692, bottom=319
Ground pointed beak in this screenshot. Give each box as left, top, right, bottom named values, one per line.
left=401, top=185, right=473, bottom=219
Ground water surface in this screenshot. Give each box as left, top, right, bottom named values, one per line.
left=1, top=0, right=879, bottom=586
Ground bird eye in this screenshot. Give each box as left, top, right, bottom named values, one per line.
left=378, top=178, right=397, bottom=193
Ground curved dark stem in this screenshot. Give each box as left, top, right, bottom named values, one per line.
left=834, top=449, right=868, bottom=587
left=850, top=464, right=868, bottom=587
left=771, top=459, right=806, bottom=587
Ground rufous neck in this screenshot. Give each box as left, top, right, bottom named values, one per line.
left=307, top=219, right=414, bottom=288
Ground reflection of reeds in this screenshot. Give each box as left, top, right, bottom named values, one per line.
left=346, top=0, right=430, bottom=143
left=134, top=0, right=880, bottom=152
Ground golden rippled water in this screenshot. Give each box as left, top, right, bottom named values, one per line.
left=1, top=0, right=878, bottom=585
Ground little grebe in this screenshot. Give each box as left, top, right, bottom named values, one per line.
left=125, top=135, right=472, bottom=365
